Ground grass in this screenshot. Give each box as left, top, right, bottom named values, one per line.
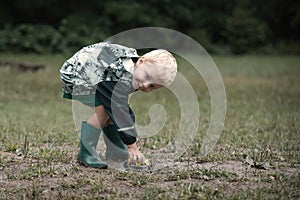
left=0, top=53, right=299, bottom=199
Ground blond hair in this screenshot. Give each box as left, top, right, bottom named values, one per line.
left=142, top=49, right=177, bottom=86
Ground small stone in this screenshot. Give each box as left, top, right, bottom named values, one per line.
left=270, top=175, right=275, bottom=181
left=279, top=156, right=285, bottom=161
left=16, top=148, right=23, bottom=156
left=245, top=155, right=255, bottom=167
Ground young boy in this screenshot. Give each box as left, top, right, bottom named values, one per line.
left=60, top=42, right=177, bottom=168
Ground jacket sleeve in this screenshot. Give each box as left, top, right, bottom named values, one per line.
left=96, top=81, right=137, bottom=145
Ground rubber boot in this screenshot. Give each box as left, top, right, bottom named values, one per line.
left=77, top=121, right=108, bottom=168
left=103, top=125, right=129, bottom=161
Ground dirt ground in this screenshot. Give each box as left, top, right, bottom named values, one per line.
left=1, top=145, right=299, bottom=199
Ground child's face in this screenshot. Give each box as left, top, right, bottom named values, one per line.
left=132, top=58, right=163, bottom=93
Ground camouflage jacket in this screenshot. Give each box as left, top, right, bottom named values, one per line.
left=60, top=42, right=139, bottom=95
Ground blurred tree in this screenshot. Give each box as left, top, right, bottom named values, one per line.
left=185, top=0, right=235, bottom=53
left=0, top=0, right=298, bottom=54
left=225, top=0, right=270, bottom=53
left=254, top=0, right=300, bottom=41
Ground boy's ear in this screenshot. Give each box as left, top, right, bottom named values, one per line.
left=136, top=57, right=146, bottom=66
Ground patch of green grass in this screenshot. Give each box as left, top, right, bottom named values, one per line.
left=228, top=172, right=300, bottom=200
left=114, top=171, right=160, bottom=187
left=165, top=168, right=239, bottom=182
left=140, top=171, right=300, bottom=200
left=140, top=183, right=228, bottom=200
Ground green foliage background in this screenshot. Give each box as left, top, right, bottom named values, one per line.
left=0, top=0, right=299, bottom=54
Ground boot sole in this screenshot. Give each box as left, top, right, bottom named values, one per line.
left=77, top=156, right=108, bottom=169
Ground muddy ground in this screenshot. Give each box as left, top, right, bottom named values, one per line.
left=1, top=145, right=299, bottom=199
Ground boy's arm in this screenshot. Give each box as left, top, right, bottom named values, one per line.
left=96, top=81, right=137, bottom=145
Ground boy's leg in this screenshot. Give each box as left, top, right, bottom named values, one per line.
left=92, top=105, right=128, bottom=161
left=77, top=121, right=107, bottom=168
left=102, top=124, right=129, bottom=161
left=88, top=105, right=110, bottom=129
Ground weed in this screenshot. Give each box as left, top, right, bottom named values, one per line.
left=165, top=168, right=239, bottom=182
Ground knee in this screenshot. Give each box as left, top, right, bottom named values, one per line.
left=98, top=121, right=106, bottom=129
left=101, top=119, right=113, bottom=128
left=87, top=114, right=102, bottom=129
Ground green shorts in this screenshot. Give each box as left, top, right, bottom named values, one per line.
left=62, top=92, right=103, bottom=107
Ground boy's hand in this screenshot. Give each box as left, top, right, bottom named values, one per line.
left=127, top=142, right=144, bottom=164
